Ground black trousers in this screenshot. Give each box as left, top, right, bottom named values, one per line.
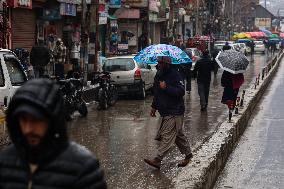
left=55, top=63, right=65, bottom=79
left=197, top=82, right=210, bottom=107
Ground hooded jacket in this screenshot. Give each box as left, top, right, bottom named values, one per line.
left=152, top=67, right=185, bottom=117
left=0, top=79, right=106, bottom=189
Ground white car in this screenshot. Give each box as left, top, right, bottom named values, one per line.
left=0, top=49, right=28, bottom=107
left=234, top=43, right=248, bottom=55
left=254, top=41, right=265, bottom=54
left=103, top=56, right=156, bottom=99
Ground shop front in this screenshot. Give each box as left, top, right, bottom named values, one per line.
left=35, top=0, right=82, bottom=69
left=114, top=7, right=140, bottom=54
left=7, top=0, right=36, bottom=50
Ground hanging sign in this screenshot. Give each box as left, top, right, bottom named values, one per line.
left=7, top=0, right=32, bottom=9
left=109, top=0, right=121, bottom=8
left=60, top=3, right=76, bottom=16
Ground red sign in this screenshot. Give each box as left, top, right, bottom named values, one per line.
left=7, top=0, right=32, bottom=9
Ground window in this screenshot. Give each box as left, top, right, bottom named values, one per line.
left=5, top=58, right=27, bottom=86
left=104, top=58, right=135, bottom=72
left=0, top=62, right=4, bottom=87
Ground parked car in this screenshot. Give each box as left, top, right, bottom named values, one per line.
left=0, top=49, right=28, bottom=107
left=185, top=48, right=202, bottom=70
left=103, top=56, right=156, bottom=99
left=254, top=41, right=265, bottom=54
left=236, top=43, right=248, bottom=55
left=230, top=44, right=240, bottom=51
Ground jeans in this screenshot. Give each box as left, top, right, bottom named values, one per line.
left=198, top=82, right=210, bottom=107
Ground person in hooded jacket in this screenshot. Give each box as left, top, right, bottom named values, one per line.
left=222, top=42, right=231, bottom=51
left=193, top=50, right=214, bottom=111
left=0, top=79, right=107, bottom=189
left=144, top=56, right=192, bottom=169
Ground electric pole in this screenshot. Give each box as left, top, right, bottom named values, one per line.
left=94, top=0, right=99, bottom=72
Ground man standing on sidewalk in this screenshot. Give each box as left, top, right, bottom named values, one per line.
left=144, top=56, right=193, bottom=169
left=193, top=50, right=214, bottom=111
left=54, top=38, right=67, bottom=79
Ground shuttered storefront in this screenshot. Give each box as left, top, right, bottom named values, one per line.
left=11, top=8, right=36, bottom=51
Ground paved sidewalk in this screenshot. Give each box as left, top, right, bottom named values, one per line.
left=214, top=57, right=284, bottom=189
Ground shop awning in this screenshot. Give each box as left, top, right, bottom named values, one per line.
left=114, top=8, right=140, bottom=19
left=108, top=15, right=117, bottom=20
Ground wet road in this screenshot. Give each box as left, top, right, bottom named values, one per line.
left=69, top=53, right=273, bottom=188
left=214, top=57, right=284, bottom=189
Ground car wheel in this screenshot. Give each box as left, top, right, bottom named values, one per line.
left=138, top=83, right=146, bottom=99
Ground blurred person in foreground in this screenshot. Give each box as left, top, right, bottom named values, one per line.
left=0, top=79, right=106, bottom=189
left=144, top=56, right=193, bottom=169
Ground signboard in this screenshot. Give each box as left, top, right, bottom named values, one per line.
left=7, top=0, right=32, bottom=9
left=99, top=16, right=108, bottom=25
left=109, top=0, right=121, bottom=8
left=118, top=43, right=128, bottom=50
left=255, top=18, right=271, bottom=29
left=60, top=3, right=76, bottom=16
left=149, top=0, right=159, bottom=12
left=42, top=8, right=61, bottom=20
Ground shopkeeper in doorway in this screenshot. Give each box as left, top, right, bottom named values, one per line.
left=54, top=38, right=67, bottom=79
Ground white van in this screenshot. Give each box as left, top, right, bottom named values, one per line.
left=0, top=49, right=28, bottom=107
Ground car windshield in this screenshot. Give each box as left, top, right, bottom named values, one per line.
left=255, top=41, right=263, bottom=45
left=4, top=57, right=27, bottom=86
left=104, top=58, right=135, bottom=72
left=214, top=45, right=223, bottom=50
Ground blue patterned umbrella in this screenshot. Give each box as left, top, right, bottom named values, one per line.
left=134, top=44, right=192, bottom=64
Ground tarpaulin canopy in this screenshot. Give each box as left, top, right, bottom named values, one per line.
left=280, top=33, right=284, bottom=39
left=246, top=32, right=266, bottom=38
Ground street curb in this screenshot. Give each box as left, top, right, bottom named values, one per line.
left=175, top=51, right=284, bottom=189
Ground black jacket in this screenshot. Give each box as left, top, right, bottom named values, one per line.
left=152, top=68, right=185, bottom=117
left=0, top=79, right=106, bottom=189
left=222, top=45, right=231, bottom=51
left=193, top=55, right=214, bottom=84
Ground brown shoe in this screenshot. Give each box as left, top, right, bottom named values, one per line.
left=178, top=154, right=193, bottom=167
left=144, top=158, right=161, bottom=169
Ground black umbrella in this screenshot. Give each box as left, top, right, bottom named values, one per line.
left=215, top=50, right=249, bottom=74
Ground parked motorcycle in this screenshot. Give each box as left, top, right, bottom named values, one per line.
left=58, top=78, right=88, bottom=120
left=94, top=71, right=118, bottom=110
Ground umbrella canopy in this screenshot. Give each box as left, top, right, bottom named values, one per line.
left=246, top=32, right=266, bottom=38
left=236, top=39, right=253, bottom=43
left=134, top=44, right=192, bottom=64
left=215, top=50, right=249, bottom=74
left=233, top=32, right=252, bottom=40
left=269, top=34, right=279, bottom=39
left=260, top=29, right=272, bottom=36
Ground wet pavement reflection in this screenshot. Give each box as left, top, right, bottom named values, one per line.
left=69, top=53, right=272, bottom=188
